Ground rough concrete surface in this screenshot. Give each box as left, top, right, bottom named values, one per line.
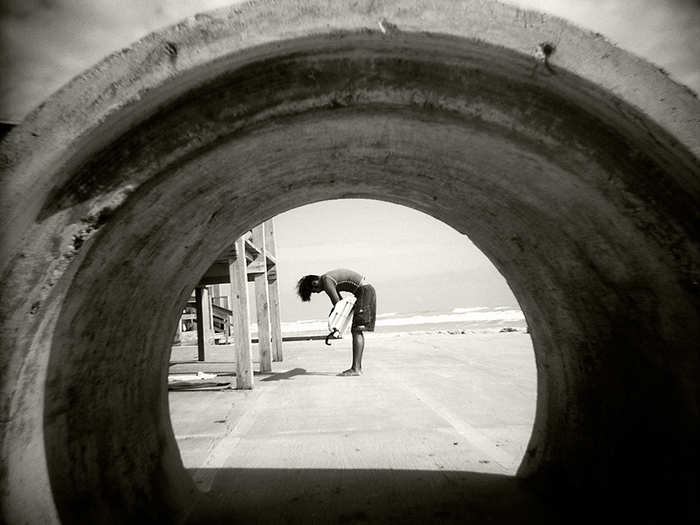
left=0, top=0, right=698, bottom=523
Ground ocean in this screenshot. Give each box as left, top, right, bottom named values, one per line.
left=279, top=306, right=527, bottom=337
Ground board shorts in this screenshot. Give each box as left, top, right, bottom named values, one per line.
left=352, top=284, right=376, bottom=332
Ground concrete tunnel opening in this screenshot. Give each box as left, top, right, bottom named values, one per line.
left=166, top=199, right=538, bottom=500
left=0, top=1, right=698, bottom=523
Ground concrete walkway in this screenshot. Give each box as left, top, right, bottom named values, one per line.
left=170, top=332, right=557, bottom=523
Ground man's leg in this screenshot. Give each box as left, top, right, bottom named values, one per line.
left=340, top=329, right=364, bottom=376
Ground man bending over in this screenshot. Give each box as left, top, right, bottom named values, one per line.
left=297, top=269, right=376, bottom=376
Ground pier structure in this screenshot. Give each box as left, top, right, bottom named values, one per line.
left=181, top=220, right=283, bottom=389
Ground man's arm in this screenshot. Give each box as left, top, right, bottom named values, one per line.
left=320, top=275, right=342, bottom=305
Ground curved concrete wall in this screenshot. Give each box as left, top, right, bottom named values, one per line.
left=1, top=1, right=698, bottom=522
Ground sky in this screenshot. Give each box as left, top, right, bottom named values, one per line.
left=1, top=1, right=698, bottom=321
left=273, top=200, right=516, bottom=321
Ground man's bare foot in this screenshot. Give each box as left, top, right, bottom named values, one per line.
left=338, top=368, right=361, bottom=376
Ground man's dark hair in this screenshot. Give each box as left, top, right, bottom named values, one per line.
left=297, top=275, right=319, bottom=302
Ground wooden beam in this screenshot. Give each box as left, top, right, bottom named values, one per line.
left=199, top=256, right=275, bottom=285
left=268, top=279, right=283, bottom=362
left=265, top=219, right=284, bottom=362
left=252, top=224, right=272, bottom=373
left=202, top=286, right=216, bottom=352
left=215, top=236, right=261, bottom=264
left=230, top=238, right=254, bottom=389
left=244, top=239, right=262, bottom=259
left=194, top=287, right=206, bottom=361
left=247, top=254, right=266, bottom=275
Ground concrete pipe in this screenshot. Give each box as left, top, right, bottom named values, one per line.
left=0, top=0, right=698, bottom=523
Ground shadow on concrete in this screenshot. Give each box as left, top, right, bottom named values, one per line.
left=260, top=368, right=339, bottom=381
left=186, top=468, right=562, bottom=524
left=167, top=366, right=340, bottom=379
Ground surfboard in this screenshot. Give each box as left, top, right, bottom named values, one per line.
left=325, top=295, right=357, bottom=345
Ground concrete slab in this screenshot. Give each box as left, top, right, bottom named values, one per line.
left=170, top=332, right=547, bottom=522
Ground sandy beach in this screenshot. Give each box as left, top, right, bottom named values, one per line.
left=169, top=330, right=548, bottom=523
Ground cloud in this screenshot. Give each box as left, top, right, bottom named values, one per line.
left=0, top=0, right=59, bottom=19
left=0, top=0, right=240, bottom=121
left=1, top=1, right=697, bottom=118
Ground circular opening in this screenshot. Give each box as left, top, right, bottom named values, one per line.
left=167, top=199, right=540, bottom=521
left=167, top=199, right=537, bottom=497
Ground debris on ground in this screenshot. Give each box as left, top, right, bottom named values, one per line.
left=168, top=371, right=232, bottom=391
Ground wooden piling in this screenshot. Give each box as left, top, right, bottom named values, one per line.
left=229, top=238, right=254, bottom=389
left=252, top=224, right=272, bottom=373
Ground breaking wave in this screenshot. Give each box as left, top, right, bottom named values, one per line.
left=281, top=306, right=525, bottom=334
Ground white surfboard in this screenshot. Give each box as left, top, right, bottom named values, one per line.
left=326, top=295, right=357, bottom=344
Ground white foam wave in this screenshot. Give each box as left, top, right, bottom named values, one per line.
left=280, top=308, right=524, bottom=333
left=377, top=310, right=524, bottom=327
